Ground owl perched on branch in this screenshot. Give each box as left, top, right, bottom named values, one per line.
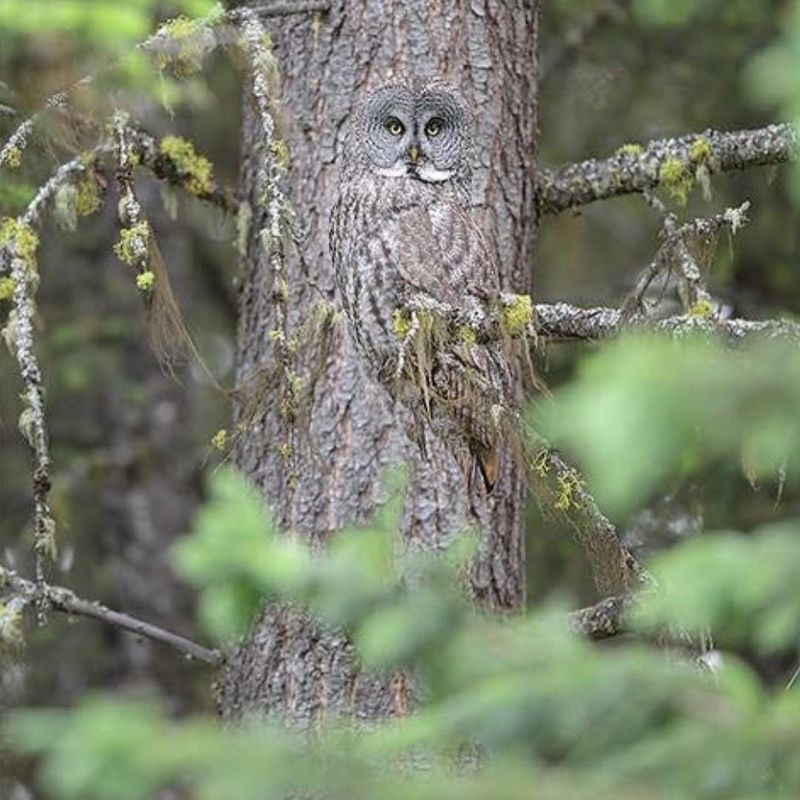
left=329, top=81, right=530, bottom=493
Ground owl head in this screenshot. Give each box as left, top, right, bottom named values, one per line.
left=344, top=80, right=473, bottom=188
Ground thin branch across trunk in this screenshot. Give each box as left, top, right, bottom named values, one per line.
left=1, top=566, right=221, bottom=665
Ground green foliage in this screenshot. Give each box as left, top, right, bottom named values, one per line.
left=744, top=0, right=800, bottom=205
left=7, top=462, right=800, bottom=799
left=538, top=335, right=800, bottom=518
left=633, top=0, right=765, bottom=28
left=0, top=0, right=217, bottom=52
left=635, top=525, right=800, bottom=653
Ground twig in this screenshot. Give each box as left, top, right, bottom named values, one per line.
left=620, top=201, right=750, bottom=318
left=538, top=124, right=798, bottom=214
left=0, top=565, right=222, bottom=665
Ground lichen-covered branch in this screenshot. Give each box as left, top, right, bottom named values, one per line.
left=534, top=302, right=800, bottom=345
left=529, top=445, right=646, bottom=596
left=233, top=8, right=302, bottom=470
left=538, top=123, right=799, bottom=214
left=111, top=114, right=154, bottom=292
left=0, top=565, right=221, bottom=665
left=126, top=125, right=238, bottom=215
left=621, top=200, right=750, bottom=318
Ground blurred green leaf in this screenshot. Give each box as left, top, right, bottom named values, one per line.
left=537, top=335, right=800, bottom=517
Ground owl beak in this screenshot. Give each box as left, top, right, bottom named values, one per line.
left=408, top=144, right=421, bottom=164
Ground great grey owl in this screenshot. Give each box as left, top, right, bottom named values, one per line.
left=329, top=81, right=515, bottom=492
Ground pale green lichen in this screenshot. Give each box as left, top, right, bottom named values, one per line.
left=616, top=143, right=644, bottom=157
left=75, top=176, right=102, bottom=216
left=458, top=325, right=477, bottom=345
left=501, top=294, right=534, bottom=336
left=689, top=137, right=712, bottom=164
left=151, top=16, right=209, bottom=77
left=532, top=448, right=550, bottom=478
left=270, top=139, right=290, bottom=170
left=658, top=157, right=694, bottom=205
left=135, top=270, right=155, bottom=292
left=688, top=299, right=714, bottom=318
left=114, top=221, right=149, bottom=266
left=0, top=217, right=39, bottom=271
left=211, top=428, right=228, bottom=450
left=0, top=277, right=15, bottom=300
left=554, top=469, right=580, bottom=512
left=277, top=441, right=293, bottom=459
left=0, top=145, right=23, bottom=170
left=159, top=135, right=214, bottom=196
left=392, top=309, right=412, bottom=339
left=0, top=601, right=24, bottom=653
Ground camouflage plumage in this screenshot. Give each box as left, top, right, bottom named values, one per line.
left=329, top=82, right=514, bottom=491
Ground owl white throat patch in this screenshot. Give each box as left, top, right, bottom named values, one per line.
left=375, top=163, right=455, bottom=183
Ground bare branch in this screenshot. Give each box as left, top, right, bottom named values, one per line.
left=1, top=566, right=222, bottom=665
left=538, top=124, right=798, bottom=214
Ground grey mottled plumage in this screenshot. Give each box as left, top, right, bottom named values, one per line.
left=330, top=81, right=513, bottom=491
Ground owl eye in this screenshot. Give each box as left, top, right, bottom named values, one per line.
left=425, top=118, right=443, bottom=137
left=385, top=117, right=405, bottom=136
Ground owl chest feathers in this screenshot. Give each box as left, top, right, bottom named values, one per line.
left=331, top=175, right=486, bottom=364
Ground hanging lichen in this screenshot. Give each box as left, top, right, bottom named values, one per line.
left=659, top=158, right=694, bottom=206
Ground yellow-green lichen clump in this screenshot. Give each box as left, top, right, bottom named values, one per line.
left=616, top=143, right=644, bottom=157
left=392, top=309, right=412, bottom=340
left=135, top=270, right=155, bottom=292
left=75, top=176, right=102, bottom=216
left=501, top=294, right=534, bottom=336
left=211, top=428, right=229, bottom=451
left=114, top=221, right=150, bottom=266
left=151, top=16, right=209, bottom=77
left=0, top=146, right=23, bottom=170
left=0, top=217, right=39, bottom=271
left=0, top=276, right=15, bottom=300
left=689, top=137, right=712, bottom=164
left=160, top=135, right=214, bottom=196
left=658, top=157, right=694, bottom=205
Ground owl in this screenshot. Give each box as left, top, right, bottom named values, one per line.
left=329, top=81, right=515, bottom=493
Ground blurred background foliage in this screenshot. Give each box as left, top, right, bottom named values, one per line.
left=2, top=0, right=800, bottom=796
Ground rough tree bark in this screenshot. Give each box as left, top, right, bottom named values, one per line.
left=219, top=0, right=539, bottom=723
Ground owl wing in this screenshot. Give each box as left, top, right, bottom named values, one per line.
left=389, top=199, right=500, bottom=306
left=385, top=200, right=509, bottom=492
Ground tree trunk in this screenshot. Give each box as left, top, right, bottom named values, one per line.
left=219, top=0, right=539, bottom=723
